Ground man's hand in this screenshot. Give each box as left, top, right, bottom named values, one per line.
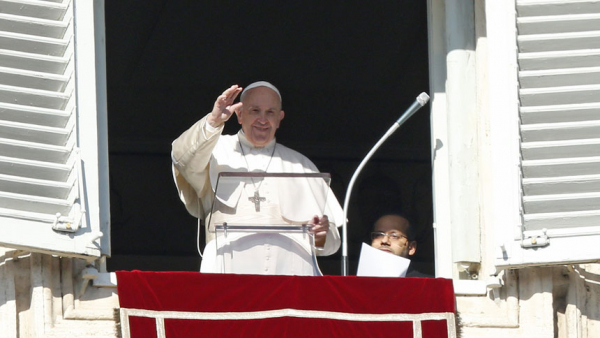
left=310, top=215, right=329, bottom=248
left=207, top=85, right=243, bottom=128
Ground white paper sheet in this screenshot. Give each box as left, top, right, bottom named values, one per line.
left=356, top=243, right=410, bottom=277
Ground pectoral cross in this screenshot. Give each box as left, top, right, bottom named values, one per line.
left=248, top=191, right=266, bottom=212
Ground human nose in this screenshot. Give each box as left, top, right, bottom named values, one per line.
left=380, top=234, right=391, bottom=244
left=256, top=112, right=268, bottom=123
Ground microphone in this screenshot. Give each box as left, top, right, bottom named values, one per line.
left=341, top=92, right=430, bottom=276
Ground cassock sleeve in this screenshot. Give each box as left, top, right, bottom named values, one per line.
left=171, top=114, right=222, bottom=219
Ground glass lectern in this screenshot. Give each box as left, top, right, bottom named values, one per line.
left=204, top=172, right=332, bottom=275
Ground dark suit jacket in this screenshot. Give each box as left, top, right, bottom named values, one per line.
left=405, top=266, right=434, bottom=278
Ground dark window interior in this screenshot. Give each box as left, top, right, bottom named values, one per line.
left=104, top=1, right=433, bottom=276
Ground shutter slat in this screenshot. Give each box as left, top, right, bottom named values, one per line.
left=0, top=66, right=70, bottom=91
left=0, top=120, right=71, bottom=145
left=518, top=13, right=600, bottom=34
left=0, top=31, right=69, bottom=57
left=0, top=191, right=72, bottom=215
left=518, top=31, right=600, bottom=53
left=520, top=67, right=600, bottom=88
left=520, top=102, right=600, bottom=124
left=0, top=155, right=71, bottom=181
left=519, top=84, right=600, bottom=106
left=0, top=102, right=71, bottom=127
left=523, top=156, right=600, bottom=178
left=523, top=193, right=600, bottom=213
left=517, top=1, right=600, bottom=17
left=0, top=13, right=69, bottom=39
left=0, top=138, right=72, bottom=163
left=0, top=173, right=73, bottom=199
left=519, top=50, right=600, bottom=70
left=0, top=84, right=71, bottom=109
left=0, top=0, right=69, bottom=21
left=524, top=210, right=600, bottom=229
left=0, top=49, right=69, bottom=74
left=523, top=175, right=600, bottom=195
left=521, top=121, right=600, bottom=142
left=521, top=139, right=600, bottom=160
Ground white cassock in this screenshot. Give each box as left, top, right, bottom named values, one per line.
left=171, top=114, right=343, bottom=276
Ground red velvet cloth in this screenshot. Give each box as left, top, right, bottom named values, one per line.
left=116, top=271, right=455, bottom=338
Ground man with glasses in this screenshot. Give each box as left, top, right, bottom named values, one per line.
left=370, top=214, right=432, bottom=278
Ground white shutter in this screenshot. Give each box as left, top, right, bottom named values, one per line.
left=0, top=0, right=109, bottom=258
left=497, top=0, right=600, bottom=268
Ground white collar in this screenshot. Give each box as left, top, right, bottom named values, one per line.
left=237, top=130, right=276, bottom=152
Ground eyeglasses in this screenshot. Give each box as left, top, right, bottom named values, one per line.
left=371, top=231, right=408, bottom=242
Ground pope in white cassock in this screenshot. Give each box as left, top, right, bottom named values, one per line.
left=171, top=81, right=344, bottom=276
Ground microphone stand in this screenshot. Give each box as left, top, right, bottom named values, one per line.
left=341, top=92, right=430, bottom=276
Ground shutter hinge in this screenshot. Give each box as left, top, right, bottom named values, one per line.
left=521, top=228, right=549, bottom=248
left=52, top=210, right=83, bottom=233
left=52, top=146, right=86, bottom=233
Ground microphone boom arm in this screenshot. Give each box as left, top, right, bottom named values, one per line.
left=341, top=92, right=430, bottom=276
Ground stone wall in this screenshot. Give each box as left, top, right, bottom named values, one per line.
left=457, top=265, right=600, bottom=338
left=0, top=248, right=118, bottom=338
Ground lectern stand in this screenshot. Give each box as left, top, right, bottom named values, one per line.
left=202, top=172, right=332, bottom=275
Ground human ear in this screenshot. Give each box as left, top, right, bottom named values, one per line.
left=235, top=108, right=243, bottom=124
left=408, top=241, right=417, bottom=256
left=277, top=110, right=285, bottom=126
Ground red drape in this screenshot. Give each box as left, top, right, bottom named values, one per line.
left=116, top=271, right=456, bottom=338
